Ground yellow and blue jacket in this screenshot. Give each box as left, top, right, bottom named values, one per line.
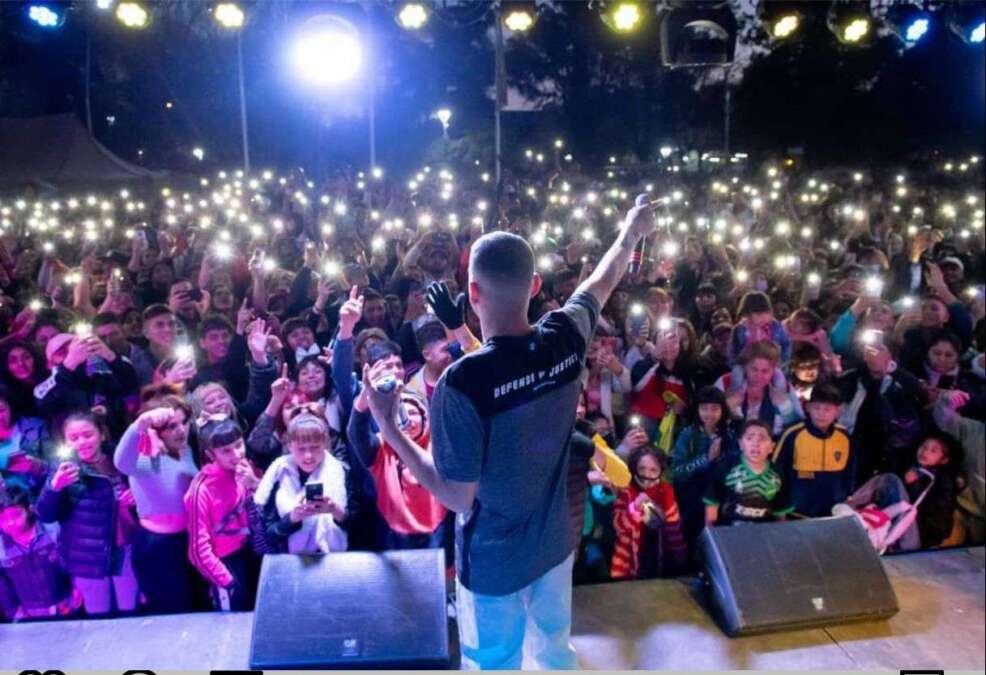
left=772, top=420, right=856, bottom=518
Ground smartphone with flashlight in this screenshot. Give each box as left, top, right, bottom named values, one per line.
left=862, top=276, right=884, bottom=299
left=656, top=317, right=676, bottom=342
left=859, top=329, right=884, bottom=347
left=629, top=304, right=647, bottom=337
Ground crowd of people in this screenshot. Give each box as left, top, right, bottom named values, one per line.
left=0, top=147, right=983, bottom=622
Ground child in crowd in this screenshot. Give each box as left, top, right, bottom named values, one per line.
left=836, top=433, right=959, bottom=551
left=349, top=352, right=449, bottom=553
left=253, top=413, right=349, bottom=554
left=36, top=413, right=139, bottom=617
left=671, top=386, right=736, bottom=557
left=184, top=416, right=262, bottom=612
left=0, top=485, right=82, bottom=621
left=113, top=395, right=202, bottom=614
left=729, top=292, right=791, bottom=365
left=705, top=420, right=793, bottom=527
left=772, top=383, right=855, bottom=518
left=611, top=447, right=686, bottom=580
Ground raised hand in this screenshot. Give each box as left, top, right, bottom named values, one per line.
left=623, top=194, right=655, bottom=242
left=137, top=407, right=176, bottom=433
left=270, top=363, right=293, bottom=403
left=236, top=297, right=254, bottom=334
left=361, top=361, right=403, bottom=427
left=51, top=462, right=81, bottom=492
left=163, top=358, right=197, bottom=386
left=426, top=281, right=465, bottom=330
left=247, top=318, right=271, bottom=362
left=338, top=285, right=364, bottom=340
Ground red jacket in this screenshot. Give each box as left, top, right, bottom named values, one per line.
left=184, top=462, right=254, bottom=588
left=370, top=431, right=447, bottom=535
left=611, top=481, right=681, bottom=579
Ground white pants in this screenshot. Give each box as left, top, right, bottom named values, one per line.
left=74, top=545, right=139, bottom=616
left=455, top=552, right=578, bottom=670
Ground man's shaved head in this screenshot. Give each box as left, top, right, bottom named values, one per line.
left=468, top=232, right=537, bottom=317
left=470, top=232, right=534, bottom=291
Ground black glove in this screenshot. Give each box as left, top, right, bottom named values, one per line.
left=426, top=281, right=465, bottom=330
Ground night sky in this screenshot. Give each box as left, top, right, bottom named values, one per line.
left=1, top=0, right=984, bottom=175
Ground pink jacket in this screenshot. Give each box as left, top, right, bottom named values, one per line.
left=184, top=463, right=252, bottom=588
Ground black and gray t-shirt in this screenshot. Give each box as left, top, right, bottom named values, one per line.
left=431, top=291, right=599, bottom=596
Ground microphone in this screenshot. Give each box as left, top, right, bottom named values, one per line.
left=628, top=193, right=651, bottom=275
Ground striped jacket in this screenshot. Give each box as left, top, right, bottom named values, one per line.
left=611, top=481, right=686, bottom=579
left=184, top=462, right=258, bottom=588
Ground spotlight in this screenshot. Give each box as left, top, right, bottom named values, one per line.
left=290, top=15, right=362, bottom=86
left=758, top=1, right=809, bottom=41
left=828, top=2, right=871, bottom=45
left=502, top=1, right=537, bottom=33
left=659, top=1, right=738, bottom=67
left=96, top=0, right=113, bottom=8
left=773, top=14, right=799, bottom=38
left=27, top=4, right=63, bottom=28
left=397, top=2, right=428, bottom=30
left=601, top=1, right=645, bottom=34
left=948, top=1, right=985, bottom=45
left=905, top=17, right=929, bottom=41
left=214, top=2, right=245, bottom=29
left=116, top=2, right=149, bottom=28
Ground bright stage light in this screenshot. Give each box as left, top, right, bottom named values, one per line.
left=828, top=2, right=871, bottom=45
left=215, top=2, right=245, bottom=29
left=116, top=2, right=149, bottom=28
left=502, top=2, right=537, bottom=32
left=96, top=0, right=113, bottom=9
left=773, top=14, right=799, bottom=39
left=504, top=10, right=534, bottom=32
left=290, top=17, right=362, bottom=86
left=973, top=22, right=985, bottom=43
left=843, top=18, right=869, bottom=42
left=28, top=5, right=62, bottom=28
left=613, top=3, right=641, bottom=31
left=602, top=2, right=643, bottom=33
left=905, top=18, right=929, bottom=42
left=397, top=3, right=428, bottom=30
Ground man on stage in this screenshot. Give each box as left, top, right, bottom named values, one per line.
left=362, top=195, right=654, bottom=669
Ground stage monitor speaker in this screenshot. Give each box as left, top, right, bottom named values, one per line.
left=250, top=549, right=450, bottom=669
left=698, top=517, right=899, bottom=637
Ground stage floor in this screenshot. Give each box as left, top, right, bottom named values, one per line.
left=0, top=547, right=982, bottom=671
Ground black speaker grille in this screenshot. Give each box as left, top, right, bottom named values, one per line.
left=701, top=518, right=899, bottom=636
left=250, top=550, right=450, bottom=669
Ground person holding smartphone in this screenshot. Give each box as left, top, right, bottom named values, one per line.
left=252, top=412, right=348, bottom=554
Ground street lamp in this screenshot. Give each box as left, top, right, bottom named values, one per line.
left=433, top=108, right=452, bottom=138
left=214, top=2, right=250, bottom=173
left=397, top=2, right=428, bottom=30
left=289, top=17, right=362, bottom=86
left=116, top=2, right=149, bottom=28
left=215, top=2, right=244, bottom=28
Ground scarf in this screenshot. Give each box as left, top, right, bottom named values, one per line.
left=253, top=454, right=348, bottom=554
